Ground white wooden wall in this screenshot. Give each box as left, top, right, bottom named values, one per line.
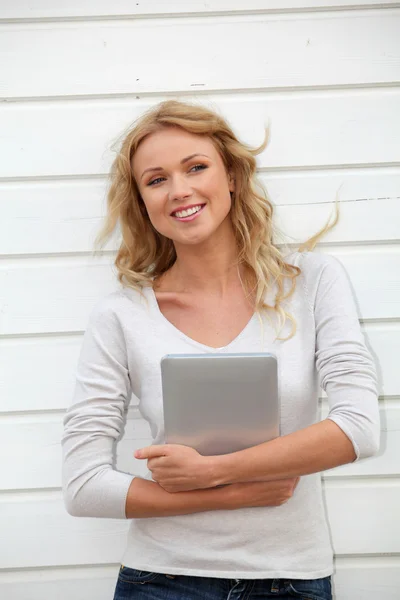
left=1, top=2, right=399, bottom=598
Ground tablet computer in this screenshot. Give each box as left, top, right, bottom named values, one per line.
left=161, top=352, right=279, bottom=456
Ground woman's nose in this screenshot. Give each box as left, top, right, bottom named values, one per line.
left=168, top=175, right=193, bottom=200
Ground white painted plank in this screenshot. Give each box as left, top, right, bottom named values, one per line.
left=2, top=1, right=399, bottom=20
left=0, top=414, right=152, bottom=490
left=333, top=557, right=400, bottom=600
left=1, top=178, right=399, bottom=254
left=0, top=334, right=81, bottom=412
left=264, top=166, right=400, bottom=206
left=1, top=12, right=400, bottom=99
left=1, top=90, right=399, bottom=179
left=275, top=198, right=400, bottom=245
left=0, top=248, right=398, bottom=336
left=0, top=481, right=398, bottom=568
left=0, top=400, right=398, bottom=490
left=0, top=179, right=108, bottom=256
left=0, top=256, right=116, bottom=335
left=1, top=557, right=399, bottom=600
left=0, top=565, right=120, bottom=600
left=1, top=321, right=396, bottom=413
left=325, top=480, right=400, bottom=555
left=0, top=492, right=128, bottom=568
left=327, top=246, right=400, bottom=320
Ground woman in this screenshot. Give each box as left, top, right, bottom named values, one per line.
left=62, top=100, right=380, bottom=600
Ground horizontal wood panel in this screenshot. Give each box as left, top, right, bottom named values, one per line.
left=0, top=565, right=120, bottom=600
left=0, top=414, right=152, bottom=490
left=1, top=321, right=396, bottom=413
left=1, top=175, right=399, bottom=254
left=0, top=492, right=128, bottom=569
left=0, top=334, right=82, bottom=412
left=276, top=198, right=400, bottom=245
left=325, top=480, right=400, bottom=554
left=1, top=557, right=400, bottom=600
left=0, top=179, right=106, bottom=256
left=0, top=481, right=398, bottom=568
left=0, top=257, right=116, bottom=335
left=0, top=400, right=398, bottom=490
left=1, top=248, right=398, bottom=336
left=333, top=557, right=400, bottom=600
left=2, top=1, right=399, bottom=20
left=1, top=11, right=399, bottom=98
left=327, top=247, right=400, bottom=320
left=1, top=90, right=399, bottom=179
left=264, top=166, right=400, bottom=206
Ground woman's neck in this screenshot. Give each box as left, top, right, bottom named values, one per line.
left=156, top=233, right=246, bottom=297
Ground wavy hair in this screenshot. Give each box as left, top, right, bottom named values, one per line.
left=94, top=100, right=339, bottom=340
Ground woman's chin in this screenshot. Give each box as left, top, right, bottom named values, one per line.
left=165, top=216, right=233, bottom=248
left=173, top=233, right=211, bottom=247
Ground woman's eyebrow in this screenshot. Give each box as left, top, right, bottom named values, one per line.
left=140, top=153, right=210, bottom=180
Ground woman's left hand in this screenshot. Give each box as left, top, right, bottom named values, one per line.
left=134, top=444, right=216, bottom=492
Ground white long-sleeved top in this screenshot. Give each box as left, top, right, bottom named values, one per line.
left=61, top=250, right=380, bottom=579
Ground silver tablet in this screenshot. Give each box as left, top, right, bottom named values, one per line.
left=161, top=353, right=279, bottom=456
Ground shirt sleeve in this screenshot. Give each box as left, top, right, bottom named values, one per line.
left=307, top=252, right=380, bottom=461
left=61, top=296, right=135, bottom=519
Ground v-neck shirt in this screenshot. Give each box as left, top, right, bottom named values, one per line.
left=61, top=250, right=380, bottom=579
left=147, top=285, right=259, bottom=353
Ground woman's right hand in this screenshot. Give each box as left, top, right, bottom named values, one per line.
left=226, top=477, right=300, bottom=509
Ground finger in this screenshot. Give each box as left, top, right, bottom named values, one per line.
left=147, top=457, right=168, bottom=470
left=134, top=445, right=168, bottom=460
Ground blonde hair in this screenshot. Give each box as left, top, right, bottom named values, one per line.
left=95, top=100, right=338, bottom=340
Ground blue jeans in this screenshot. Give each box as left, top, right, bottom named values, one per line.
left=113, top=566, right=332, bottom=599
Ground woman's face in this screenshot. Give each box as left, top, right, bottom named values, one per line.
left=132, top=127, right=235, bottom=247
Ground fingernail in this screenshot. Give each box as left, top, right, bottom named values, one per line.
left=134, top=450, right=141, bottom=458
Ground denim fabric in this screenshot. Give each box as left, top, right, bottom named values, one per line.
left=113, top=565, right=332, bottom=600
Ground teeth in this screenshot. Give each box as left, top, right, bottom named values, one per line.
left=174, top=205, right=203, bottom=218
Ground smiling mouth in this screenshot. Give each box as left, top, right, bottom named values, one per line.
left=171, top=204, right=206, bottom=220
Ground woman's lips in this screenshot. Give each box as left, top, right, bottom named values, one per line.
left=171, top=204, right=206, bottom=222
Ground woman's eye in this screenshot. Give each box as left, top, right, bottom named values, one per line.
left=147, top=176, right=165, bottom=186
left=190, top=164, right=207, bottom=173
left=147, top=164, right=207, bottom=186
